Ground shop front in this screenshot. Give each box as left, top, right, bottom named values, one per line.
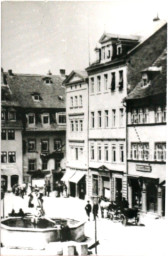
left=69, top=171, right=86, bottom=199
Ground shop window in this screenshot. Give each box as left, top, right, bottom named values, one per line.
left=93, top=175, right=99, bottom=196
left=1, top=151, right=7, bottom=163
left=8, top=129, right=15, bottom=140
left=1, top=129, right=6, bottom=140
left=28, top=159, right=36, bottom=171
left=154, top=143, right=166, bottom=161
left=8, top=151, right=16, bottom=163
left=41, top=140, right=49, bottom=152
left=54, top=139, right=62, bottom=151
left=28, top=139, right=36, bottom=152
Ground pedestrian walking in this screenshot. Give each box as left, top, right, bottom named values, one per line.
left=85, top=201, right=92, bottom=221
left=46, top=181, right=51, bottom=197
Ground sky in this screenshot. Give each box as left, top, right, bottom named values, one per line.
left=1, top=0, right=168, bottom=76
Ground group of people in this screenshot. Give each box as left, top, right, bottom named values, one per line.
left=12, top=184, right=27, bottom=198
left=55, top=181, right=67, bottom=197
left=85, top=197, right=129, bottom=221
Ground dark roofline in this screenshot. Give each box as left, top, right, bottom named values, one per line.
left=127, top=22, right=167, bottom=56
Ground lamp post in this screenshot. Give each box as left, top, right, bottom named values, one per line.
left=95, top=214, right=97, bottom=254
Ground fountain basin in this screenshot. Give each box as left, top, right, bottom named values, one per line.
left=1, top=217, right=86, bottom=249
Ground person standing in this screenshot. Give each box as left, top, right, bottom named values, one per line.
left=46, top=181, right=51, bottom=197
left=93, top=203, right=99, bottom=220
left=85, top=201, right=92, bottom=221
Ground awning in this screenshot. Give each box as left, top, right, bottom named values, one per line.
left=61, top=170, right=75, bottom=182
left=69, top=171, right=85, bottom=184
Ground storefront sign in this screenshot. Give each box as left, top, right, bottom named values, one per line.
left=136, top=164, right=152, bottom=172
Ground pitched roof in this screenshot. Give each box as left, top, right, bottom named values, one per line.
left=63, top=70, right=88, bottom=85
left=4, top=73, right=65, bottom=109
left=125, top=48, right=167, bottom=101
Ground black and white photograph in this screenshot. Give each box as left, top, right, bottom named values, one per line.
left=1, top=0, right=168, bottom=255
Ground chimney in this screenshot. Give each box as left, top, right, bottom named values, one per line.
left=60, top=69, right=66, bottom=78
left=8, top=69, right=14, bottom=76
left=153, top=14, right=160, bottom=22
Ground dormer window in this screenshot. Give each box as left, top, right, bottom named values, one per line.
left=8, top=110, right=16, bottom=121
left=28, top=113, right=35, bottom=125
left=141, top=73, right=149, bottom=87
left=117, top=44, right=122, bottom=55
left=42, top=77, right=53, bottom=85
left=107, top=45, right=111, bottom=59
left=32, top=92, right=41, bottom=102
left=57, top=113, right=66, bottom=125
left=102, top=47, right=106, bottom=60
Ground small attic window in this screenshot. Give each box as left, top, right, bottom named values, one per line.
left=42, top=77, right=53, bottom=84
left=141, top=73, right=149, bottom=88
left=117, top=44, right=122, bottom=55
left=31, top=93, right=42, bottom=102
left=58, top=95, right=63, bottom=101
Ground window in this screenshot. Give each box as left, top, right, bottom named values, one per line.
left=8, top=152, right=16, bottom=163
left=42, top=159, right=48, bottom=170
left=28, top=159, right=36, bottom=171
left=112, top=109, right=116, bottom=127
left=104, top=145, right=109, bottom=161
left=54, top=140, right=62, bottom=151
left=71, top=120, right=74, bottom=132
left=41, top=140, right=49, bottom=152
left=138, top=109, right=143, bottom=124
left=80, top=147, right=84, bottom=155
left=70, top=97, right=73, bottom=107
left=117, top=45, right=122, bottom=55
left=91, top=112, right=95, bottom=128
left=57, top=114, right=66, bottom=124
left=75, top=96, right=78, bottom=107
left=42, top=114, right=49, bottom=124
left=154, top=143, right=166, bottom=161
left=98, top=111, right=102, bottom=128
left=105, top=110, right=109, bottom=128
left=79, top=120, right=83, bottom=131
left=1, top=152, right=7, bottom=163
left=102, top=47, right=105, bottom=60
left=119, top=70, right=123, bottom=90
left=107, top=45, right=111, bottom=59
left=1, top=111, right=6, bottom=121
left=8, top=130, right=15, bottom=140
left=91, top=144, right=95, bottom=160
left=93, top=175, right=99, bottom=196
left=155, top=106, right=166, bottom=123
left=120, top=145, right=124, bottom=162
left=130, top=143, right=149, bottom=160
left=28, top=114, right=35, bottom=124
left=143, top=108, right=149, bottom=123
left=75, top=120, right=78, bottom=131
left=33, top=95, right=40, bottom=101
left=75, top=148, right=79, bottom=160
left=119, top=108, right=124, bottom=127
left=1, top=129, right=6, bottom=140
left=90, top=77, right=94, bottom=93
left=98, top=145, right=102, bottom=161
left=104, top=74, right=108, bottom=91
left=111, top=72, right=116, bottom=91
left=28, top=139, right=36, bottom=152
left=97, top=76, right=101, bottom=92
left=8, top=111, right=16, bottom=121
left=79, top=95, right=83, bottom=107
left=141, top=73, right=149, bottom=87
left=112, top=144, right=116, bottom=162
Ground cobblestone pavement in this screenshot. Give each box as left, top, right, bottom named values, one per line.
left=1, top=192, right=168, bottom=256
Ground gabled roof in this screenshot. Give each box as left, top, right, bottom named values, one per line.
left=99, top=32, right=140, bottom=44
left=127, top=21, right=167, bottom=55
left=63, top=70, right=88, bottom=85
left=125, top=48, right=167, bottom=101
left=4, top=73, right=65, bottom=109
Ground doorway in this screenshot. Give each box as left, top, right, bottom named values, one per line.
left=11, top=175, right=19, bottom=188
left=147, top=182, right=157, bottom=212
left=1, top=175, right=7, bottom=191
left=115, top=178, right=122, bottom=203
left=70, top=182, right=76, bottom=197
left=78, top=176, right=86, bottom=200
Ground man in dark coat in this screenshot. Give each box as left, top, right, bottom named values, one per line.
left=85, top=201, right=92, bottom=221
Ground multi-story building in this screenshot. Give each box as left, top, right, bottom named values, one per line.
left=125, top=48, right=166, bottom=216
left=86, top=34, right=140, bottom=201
left=86, top=21, right=167, bottom=202
left=1, top=69, right=23, bottom=191
left=1, top=69, right=66, bottom=190
left=63, top=70, right=88, bottom=199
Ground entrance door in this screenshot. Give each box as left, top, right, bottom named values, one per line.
left=70, top=182, right=76, bottom=197
left=78, top=176, right=86, bottom=200
left=115, top=178, right=122, bottom=203
left=147, top=182, right=157, bottom=212
left=102, top=177, right=110, bottom=199
left=132, top=179, right=142, bottom=209
left=11, top=175, right=19, bottom=188
left=1, top=175, right=7, bottom=191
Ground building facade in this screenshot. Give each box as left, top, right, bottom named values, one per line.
left=1, top=69, right=23, bottom=191
left=86, top=33, right=140, bottom=201
left=1, top=70, right=66, bottom=190
left=125, top=49, right=166, bottom=216
left=63, top=71, right=88, bottom=199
